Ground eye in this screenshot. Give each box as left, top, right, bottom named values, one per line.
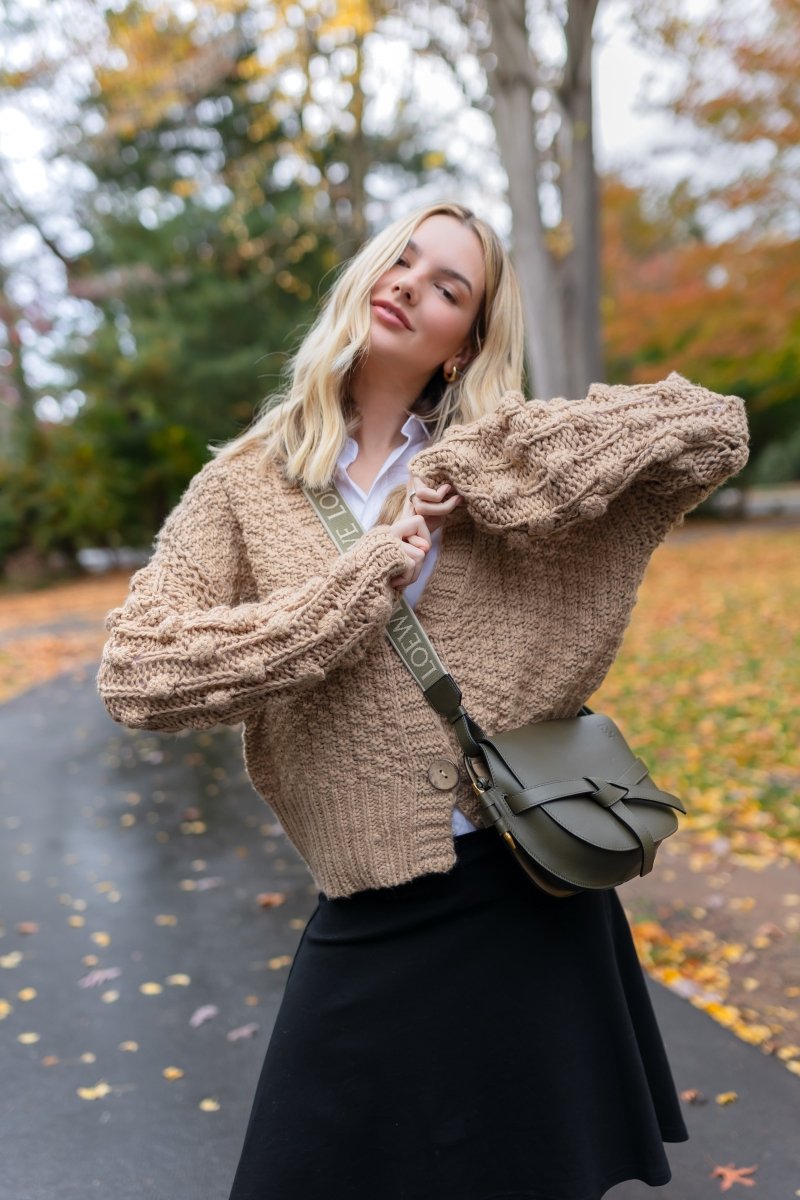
left=439, top=287, right=456, bottom=303
left=395, top=256, right=409, bottom=266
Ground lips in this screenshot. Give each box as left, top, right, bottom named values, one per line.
left=372, top=299, right=413, bottom=330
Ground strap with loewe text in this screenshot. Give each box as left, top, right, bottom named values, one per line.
left=302, top=483, right=484, bottom=756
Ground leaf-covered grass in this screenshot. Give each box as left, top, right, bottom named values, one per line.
left=591, top=525, right=800, bottom=863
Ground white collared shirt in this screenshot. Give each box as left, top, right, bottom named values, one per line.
left=334, top=411, right=440, bottom=611
left=334, top=411, right=477, bottom=837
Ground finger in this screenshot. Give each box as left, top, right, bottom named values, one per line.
left=414, top=482, right=449, bottom=500
left=393, top=515, right=432, bottom=544
left=419, top=494, right=460, bottom=511
left=410, top=496, right=459, bottom=517
left=416, top=517, right=432, bottom=544
left=409, top=477, right=447, bottom=498
left=407, top=514, right=431, bottom=543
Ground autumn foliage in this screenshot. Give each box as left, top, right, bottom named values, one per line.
left=600, top=176, right=800, bottom=472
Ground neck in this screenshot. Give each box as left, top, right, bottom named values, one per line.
left=348, top=357, right=429, bottom=457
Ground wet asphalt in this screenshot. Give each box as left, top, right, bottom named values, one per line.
left=1, top=668, right=798, bottom=1200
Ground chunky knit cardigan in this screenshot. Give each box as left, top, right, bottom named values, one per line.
left=96, top=372, right=749, bottom=897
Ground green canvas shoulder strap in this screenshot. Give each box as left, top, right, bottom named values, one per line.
left=302, top=481, right=484, bottom=756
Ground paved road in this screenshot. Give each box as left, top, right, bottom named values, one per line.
left=1, top=669, right=797, bottom=1200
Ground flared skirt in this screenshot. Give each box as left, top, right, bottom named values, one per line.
left=228, top=828, right=688, bottom=1200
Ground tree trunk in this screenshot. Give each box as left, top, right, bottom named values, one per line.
left=559, top=0, right=604, bottom=395
left=482, top=0, right=603, bottom=398
left=482, top=0, right=568, bottom=398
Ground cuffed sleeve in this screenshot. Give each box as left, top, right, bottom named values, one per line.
left=408, top=371, right=750, bottom=538
left=96, top=462, right=410, bottom=732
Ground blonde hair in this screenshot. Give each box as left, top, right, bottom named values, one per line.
left=211, top=201, right=525, bottom=525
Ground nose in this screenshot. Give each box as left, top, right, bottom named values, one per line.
left=392, top=276, right=416, bottom=303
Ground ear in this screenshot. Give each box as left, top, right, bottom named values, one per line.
left=453, top=335, right=477, bottom=371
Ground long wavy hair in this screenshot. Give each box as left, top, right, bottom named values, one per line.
left=210, top=201, right=525, bottom=525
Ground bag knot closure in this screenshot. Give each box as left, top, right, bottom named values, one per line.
left=587, top=780, right=628, bottom=808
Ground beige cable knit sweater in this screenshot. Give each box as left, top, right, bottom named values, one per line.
left=96, top=372, right=749, bottom=897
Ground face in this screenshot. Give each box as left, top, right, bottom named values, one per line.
left=368, top=214, right=486, bottom=378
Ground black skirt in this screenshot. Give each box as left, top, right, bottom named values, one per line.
left=227, top=829, right=688, bottom=1200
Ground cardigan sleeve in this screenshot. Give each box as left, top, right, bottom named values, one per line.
left=407, top=372, right=749, bottom=538
left=96, top=461, right=410, bottom=733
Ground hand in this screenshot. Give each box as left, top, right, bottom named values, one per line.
left=386, top=514, right=433, bottom=590
left=404, top=475, right=463, bottom=534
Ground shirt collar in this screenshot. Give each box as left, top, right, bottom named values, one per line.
left=336, top=410, right=432, bottom=471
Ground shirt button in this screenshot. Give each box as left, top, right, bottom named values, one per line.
left=427, top=758, right=460, bottom=791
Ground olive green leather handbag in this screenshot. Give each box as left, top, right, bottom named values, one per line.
left=304, top=483, right=685, bottom=897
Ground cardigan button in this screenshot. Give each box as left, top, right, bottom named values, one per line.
left=427, top=758, right=460, bottom=791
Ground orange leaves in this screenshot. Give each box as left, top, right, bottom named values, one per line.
left=267, top=955, right=292, bottom=970
left=592, top=527, right=800, bottom=859
left=0, top=571, right=128, bottom=633
left=0, top=630, right=107, bottom=704
left=0, top=571, right=129, bottom=703
left=629, top=884, right=799, bottom=1068
left=710, top=1162, right=758, bottom=1191
left=609, top=525, right=800, bottom=1071
left=601, top=173, right=800, bottom=406
left=77, top=1080, right=112, bottom=1101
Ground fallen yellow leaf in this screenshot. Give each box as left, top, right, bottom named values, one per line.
left=77, top=1081, right=111, bottom=1101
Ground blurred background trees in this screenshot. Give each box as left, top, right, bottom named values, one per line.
left=1, top=0, right=798, bottom=582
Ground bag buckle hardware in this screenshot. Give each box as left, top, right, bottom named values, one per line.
left=464, top=755, right=490, bottom=796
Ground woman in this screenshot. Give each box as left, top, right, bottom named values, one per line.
left=97, top=201, right=749, bottom=1199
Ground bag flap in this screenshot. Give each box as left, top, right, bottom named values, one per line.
left=540, top=795, right=680, bottom=850
left=478, top=713, right=683, bottom=854
left=483, top=714, right=639, bottom=785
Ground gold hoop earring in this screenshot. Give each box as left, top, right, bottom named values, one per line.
left=445, top=364, right=459, bottom=383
